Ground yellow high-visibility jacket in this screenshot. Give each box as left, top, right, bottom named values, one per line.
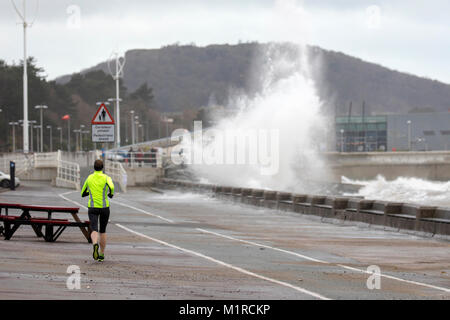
left=81, top=171, right=115, bottom=208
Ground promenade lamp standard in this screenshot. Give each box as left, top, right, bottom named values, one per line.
left=35, top=105, right=48, bottom=152
left=8, top=122, right=19, bottom=152
left=46, top=125, right=53, bottom=152
left=56, top=127, right=62, bottom=150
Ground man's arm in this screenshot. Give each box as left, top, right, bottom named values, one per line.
left=81, top=179, right=89, bottom=197
left=107, top=176, right=115, bottom=198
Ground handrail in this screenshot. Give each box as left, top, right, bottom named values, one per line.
left=105, top=160, right=127, bottom=193
left=56, top=159, right=80, bottom=191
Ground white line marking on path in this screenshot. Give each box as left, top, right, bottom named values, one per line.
left=58, top=193, right=88, bottom=211
left=115, top=223, right=330, bottom=300
left=111, top=200, right=174, bottom=223
left=337, top=264, right=450, bottom=293
left=197, top=228, right=328, bottom=264
left=197, top=228, right=450, bottom=294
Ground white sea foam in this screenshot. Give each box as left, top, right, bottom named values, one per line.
left=342, top=175, right=450, bottom=207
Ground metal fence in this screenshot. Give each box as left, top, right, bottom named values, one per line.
left=104, top=160, right=126, bottom=193
left=104, top=150, right=162, bottom=168
left=56, top=159, right=80, bottom=190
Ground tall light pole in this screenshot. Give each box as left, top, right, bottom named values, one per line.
left=108, top=52, right=125, bottom=149
left=35, top=105, right=48, bottom=152
left=18, top=119, right=35, bottom=152
left=9, top=122, right=19, bottom=152
left=82, top=130, right=90, bottom=151
left=34, top=125, right=41, bottom=152
left=138, top=124, right=143, bottom=143
left=340, top=129, right=344, bottom=153
left=29, top=120, right=36, bottom=152
left=57, top=127, right=62, bottom=150
left=407, top=120, right=412, bottom=151
left=62, top=114, right=71, bottom=151
left=46, top=125, right=52, bottom=152
left=79, top=124, right=85, bottom=151
left=73, top=129, right=80, bottom=152
left=130, top=110, right=135, bottom=145
left=12, top=1, right=38, bottom=154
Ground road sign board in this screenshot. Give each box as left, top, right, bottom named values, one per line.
left=91, top=103, right=115, bottom=124
left=92, top=124, right=115, bottom=142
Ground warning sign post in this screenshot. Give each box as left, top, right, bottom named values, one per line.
left=91, top=103, right=115, bottom=143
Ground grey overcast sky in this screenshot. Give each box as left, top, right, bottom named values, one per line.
left=1, top=0, right=449, bottom=83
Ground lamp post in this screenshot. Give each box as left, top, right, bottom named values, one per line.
left=56, top=127, right=62, bottom=150
left=18, top=119, right=35, bottom=152
left=138, top=124, right=143, bottom=142
left=79, top=125, right=85, bottom=151
left=29, top=120, right=36, bottom=152
left=35, top=105, right=48, bottom=152
left=46, top=125, right=52, bottom=152
left=407, top=120, right=411, bottom=151
left=340, top=129, right=345, bottom=153
left=108, top=97, right=122, bottom=148
left=134, top=119, right=139, bottom=143
left=107, top=52, right=125, bottom=149
left=8, top=122, right=19, bottom=152
left=134, top=116, right=139, bottom=143
left=130, top=110, right=135, bottom=144
left=81, top=130, right=90, bottom=151
left=73, top=129, right=80, bottom=152
left=12, top=1, right=38, bottom=153
left=34, top=125, right=41, bottom=152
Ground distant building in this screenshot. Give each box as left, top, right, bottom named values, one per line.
left=335, top=116, right=387, bottom=152
left=335, top=112, right=450, bottom=152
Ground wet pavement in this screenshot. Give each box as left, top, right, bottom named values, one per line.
left=0, top=181, right=449, bottom=299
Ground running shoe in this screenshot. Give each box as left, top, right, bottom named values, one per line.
left=92, top=243, right=99, bottom=260
left=98, top=253, right=104, bottom=262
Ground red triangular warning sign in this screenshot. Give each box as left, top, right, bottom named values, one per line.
left=91, top=103, right=115, bottom=124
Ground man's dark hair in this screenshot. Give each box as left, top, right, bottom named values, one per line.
left=94, top=159, right=104, bottom=171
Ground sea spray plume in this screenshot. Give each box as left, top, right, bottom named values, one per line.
left=175, top=42, right=330, bottom=192
left=173, top=0, right=331, bottom=192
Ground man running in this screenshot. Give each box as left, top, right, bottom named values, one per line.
left=81, top=159, right=114, bottom=262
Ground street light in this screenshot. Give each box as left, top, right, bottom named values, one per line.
left=8, top=122, right=19, bottom=152
left=46, top=125, right=52, bottom=152
left=130, top=110, right=135, bottom=144
left=79, top=125, right=85, bottom=151
left=108, top=97, right=122, bottom=148
left=12, top=1, right=38, bottom=153
left=35, top=105, right=48, bottom=152
left=57, top=127, right=62, bottom=150
left=107, top=52, right=125, bottom=149
left=407, top=120, right=412, bottom=151
left=138, top=124, right=143, bottom=142
left=340, top=129, right=345, bottom=153
left=81, top=130, right=90, bottom=151
left=34, top=125, right=41, bottom=152
left=73, top=129, right=81, bottom=152
left=18, top=119, right=36, bottom=152
left=29, top=120, right=36, bottom=152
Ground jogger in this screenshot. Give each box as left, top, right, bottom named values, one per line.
left=81, top=159, right=114, bottom=261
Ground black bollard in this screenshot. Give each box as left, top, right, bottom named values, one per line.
left=9, top=161, right=15, bottom=191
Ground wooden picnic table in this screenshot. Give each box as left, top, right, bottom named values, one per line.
left=0, top=202, right=92, bottom=243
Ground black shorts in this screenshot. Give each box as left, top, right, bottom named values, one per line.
left=88, top=207, right=110, bottom=233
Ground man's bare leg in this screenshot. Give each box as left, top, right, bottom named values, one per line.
left=99, top=233, right=107, bottom=254
left=91, top=231, right=98, bottom=244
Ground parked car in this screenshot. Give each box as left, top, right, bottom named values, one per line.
left=106, top=152, right=124, bottom=162
left=0, top=171, right=20, bottom=188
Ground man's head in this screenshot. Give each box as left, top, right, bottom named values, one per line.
left=94, top=159, right=104, bottom=171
